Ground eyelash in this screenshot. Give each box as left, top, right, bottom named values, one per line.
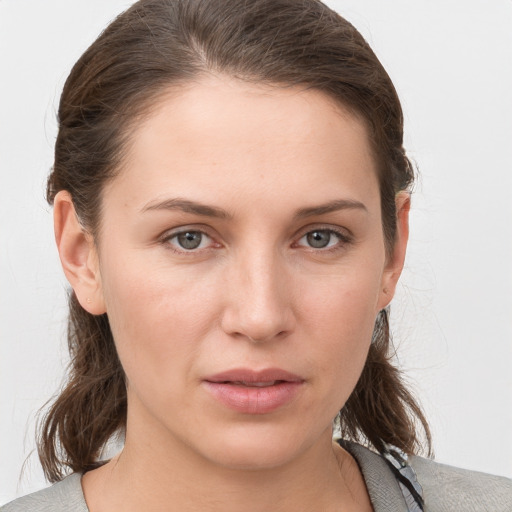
left=160, top=226, right=353, bottom=254
left=294, top=227, right=352, bottom=253
left=160, top=228, right=218, bottom=254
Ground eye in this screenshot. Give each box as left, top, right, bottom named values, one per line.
left=296, top=228, right=349, bottom=250
left=165, top=230, right=213, bottom=251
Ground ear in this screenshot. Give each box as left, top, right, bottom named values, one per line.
left=377, top=191, right=410, bottom=311
left=54, top=190, right=106, bottom=315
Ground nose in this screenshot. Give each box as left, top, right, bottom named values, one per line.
left=220, top=249, right=295, bottom=343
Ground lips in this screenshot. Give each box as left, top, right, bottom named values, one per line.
left=229, top=381, right=280, bottom=387
left=203, top=368, right=304, bottom=414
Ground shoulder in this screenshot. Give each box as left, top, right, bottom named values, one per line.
left=341, top=440, right=512, bottom=512
left=1, top=474, right=88, bottom=512
left=409, top=455, right=512, bottom=512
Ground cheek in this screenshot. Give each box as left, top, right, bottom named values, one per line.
left=298, top=258, right=383, bottom=334
left=296, top=265, right=382, bottom=395
left=99, top=254, right=222, bottom=385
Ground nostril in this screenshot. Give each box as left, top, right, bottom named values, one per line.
left=219, top=275, right=295, bottom=342
left=244, top=330, right=289, bottom=344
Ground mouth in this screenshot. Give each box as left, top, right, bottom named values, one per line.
left=205, top=368, right=304, bottom=384
left=203, top=368, right=304, bottom=414
left=225, top=380, right=285, bottom=387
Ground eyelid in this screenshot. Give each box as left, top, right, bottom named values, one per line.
left=295, top=223, right=352, bottom=239
left=293, top=225, right=353, bottom=250
left=159, top=225, right=221, bottom=252
left=157, top=223, right=352, bottom=253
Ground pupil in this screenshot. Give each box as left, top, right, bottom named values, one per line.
left=307, top=230, right=330, bottom=248
left=178, top=231, right=202, bottom=249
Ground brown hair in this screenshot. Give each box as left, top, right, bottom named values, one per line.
left=39, top=0, right=431, bottom=482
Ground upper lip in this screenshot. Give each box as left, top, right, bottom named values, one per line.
left=204, top=368, right=304, bottom=384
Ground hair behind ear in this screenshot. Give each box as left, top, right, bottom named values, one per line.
left=37, top=292, right=126, bottom=482
left=338, top=309, right=432, bottom=456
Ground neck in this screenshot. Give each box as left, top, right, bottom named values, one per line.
left=82, top=407, right=371, bottom=512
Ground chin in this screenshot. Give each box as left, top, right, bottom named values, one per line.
left=194, top=421, right=325, bottom=471
left=208, top=442, right=299, bottom=471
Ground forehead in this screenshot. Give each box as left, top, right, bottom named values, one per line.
left=106, top=76, right=379, bottom=215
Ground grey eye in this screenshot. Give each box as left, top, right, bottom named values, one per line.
left=306, top=230, right=332, bottom=248
left=176, top=231, right=203, bottom=250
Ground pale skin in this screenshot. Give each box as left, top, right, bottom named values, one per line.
left=54, top=76, right=410, bottom=512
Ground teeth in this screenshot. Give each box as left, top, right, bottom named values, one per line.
left=233, top=381, right=277, bottom=387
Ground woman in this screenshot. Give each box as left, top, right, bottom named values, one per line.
left=2, top=0, right=511, bottom=510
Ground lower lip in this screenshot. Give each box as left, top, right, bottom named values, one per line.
left=203, top=381, right=303, bottom=414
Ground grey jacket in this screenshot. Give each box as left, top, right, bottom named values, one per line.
left=2, top=443, right=511, bottom=511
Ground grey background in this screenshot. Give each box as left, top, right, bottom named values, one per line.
left=1, top=0, right=511, bottom=502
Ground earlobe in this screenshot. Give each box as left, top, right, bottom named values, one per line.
left=54, top=191, right=106, bottom=315
left=377, top=191, right=410, bottom=311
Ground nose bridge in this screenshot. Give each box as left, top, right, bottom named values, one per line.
left=222, top=244, right=293, bottom=342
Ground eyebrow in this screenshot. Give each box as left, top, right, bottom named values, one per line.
left=293, top=199, right=367, bottom=219
left=141, top=198, right=232, bottom=219
left=141, top=197, right=367, bottom=219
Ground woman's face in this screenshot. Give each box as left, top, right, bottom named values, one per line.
left=66, top=77, right=407, bottom=470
